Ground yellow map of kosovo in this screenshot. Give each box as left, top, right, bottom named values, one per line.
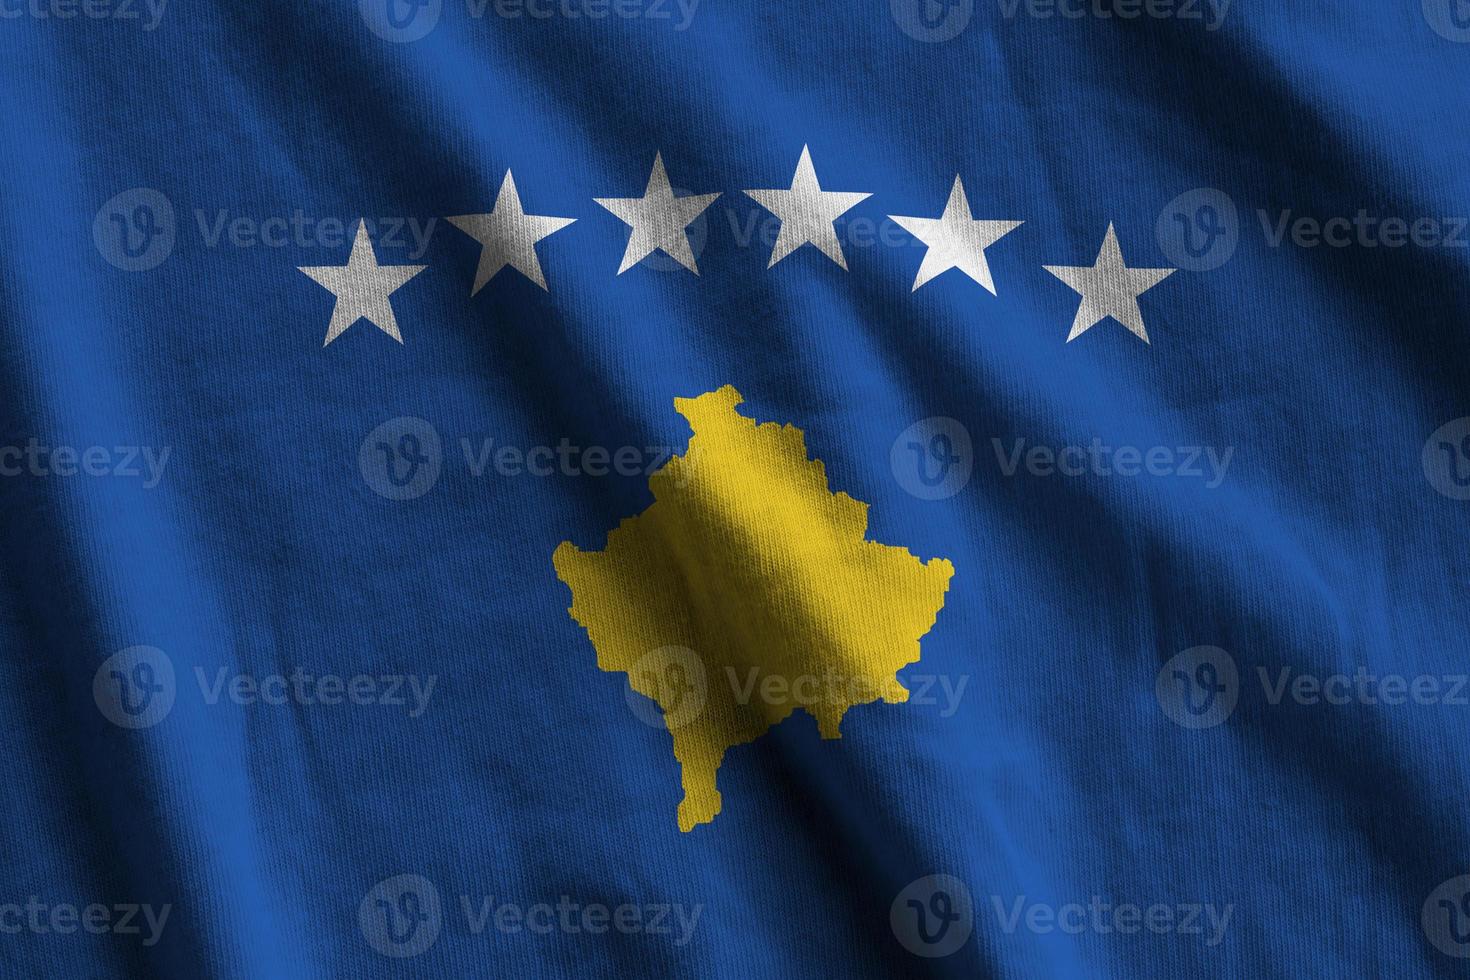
left=552, top=386, right=955, bottom=831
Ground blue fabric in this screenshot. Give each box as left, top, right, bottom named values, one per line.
left=2, top=1, right=1469, bottom=976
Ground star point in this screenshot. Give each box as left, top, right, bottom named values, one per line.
left=1044, top=223, right=1175, bottom=344
left=447, top=169, right=576, bottom=294
left=299, top=220, right=426, bottom=347
left=744, top=145, right=871, bottom=270
left=889, top=175, right=1023, bottom=293
left=595, top=153, right=721, bottom=275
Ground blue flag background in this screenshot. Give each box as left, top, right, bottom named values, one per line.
left=2, top=0, right=1470, bottom=976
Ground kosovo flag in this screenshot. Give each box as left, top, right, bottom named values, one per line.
left=3, top=0, right=1470, bottom=976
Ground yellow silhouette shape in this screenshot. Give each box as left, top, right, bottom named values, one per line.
left=553, top=386, right=955, bottom=831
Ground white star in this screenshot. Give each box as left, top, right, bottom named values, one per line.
left=1044, top=224, right=1175, bottom=344
left=595, top=153, right=721, bottom=275
left=299, top=221, right=427, bottom=347
left=744, top=146, right=871, bottom=270
left=889, top=176, right=1023, bottom=293
left=447, top=170, right=576, bottom=294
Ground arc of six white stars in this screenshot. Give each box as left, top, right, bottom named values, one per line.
left=299, top=168, right=1177, bottom=345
